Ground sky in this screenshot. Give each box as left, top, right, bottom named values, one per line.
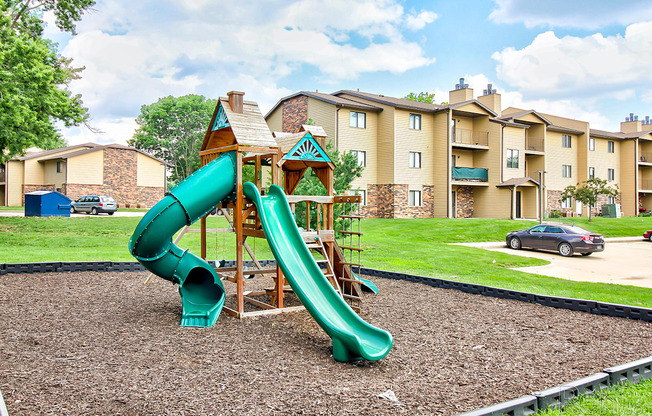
left=44, top=0, right=652, bottom=146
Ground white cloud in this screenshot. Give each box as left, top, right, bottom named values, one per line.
left=490, top=0, right=652, bottom=29
left=58, top=0, right=437, bottom=143
left=405, top=10, right=439, bottom=31
left=492, top=23, right=652, bottom=99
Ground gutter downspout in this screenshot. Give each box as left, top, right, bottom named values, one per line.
left=447, top=109, right=451, bottom=218
left=335, top=104, right=342, bottom=150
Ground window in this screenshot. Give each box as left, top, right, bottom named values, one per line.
left=409, top=113, right=421, bottom=130
left=608, top=168, right=615, bottom=181
left=408, top=190, right=421, bottom=207
left=562, top=134, right=572, bottom=148
left=546, top=226, right=565, bottom=233
left=608, top=141, right=615, bottom=153
left=56, top=161, right=62, bottom=173
left=349, top=189, right=366, bottom=206
left=608, top=196, right=615, bottom=204
left=589, top=167, right=595, bottom=179
left=507, top=149, right=519, bottom=169
left=589, top=138, right=595, bottom=151
left=351, top=150, right=366, bottom=167
left=561, top=197, right=572, bottom=209
left=409, top=152, right=421, bottom=168
left=350, top=111, right=366, bottom=128
left=530, top=225, right=547, bottom=233
left=562, top=165, right=572, bottom=178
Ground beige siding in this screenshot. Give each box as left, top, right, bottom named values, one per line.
left=503, top=126, right=526, bottom=180
left=137, top=153, right=165, bottom=187
left=432, top=112, right=449, bottom=217
left=620, top=140, right=637, bottom=216
left=394, top=109, right=433, bottom=187
left=588, top=138, right=621, bottom=188
left=545, top=131, right=578, bottom=190
left=337, top=108, right=378, bottom=191
left=473, top=118, right=511, bottom=218
left=67, top=151, right=104, bottom=185
left=266, top=107, right=282, bottom=133
left=7, top=161, right=24, bottom=206
left=23, top=159, right=44, bottom=184
left=43, top=160, right=66, bottom=189
left=307, top=98, right=337, bottom=144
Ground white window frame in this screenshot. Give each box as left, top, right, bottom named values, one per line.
left=507, top=149, right=519, bottom=169
left=561, top=197, right=572, bottom=209
left=562, top=164, right=572, bottom=178
left=608, top=196, right=615, bottom=204
left=351, top=150, right=366, bottom=167
left=56, top=161, right=62, bottom=173
left=589, top=167, right=595, bottom=179
left=562, top=134, right=572, bottom=148
left=409, top=152, right=421, bottom=168
left=409, top=113, right=421, bottom=130
left=608, top=168, right=615, bottom=181
left=608, top=141, right=615, bottom=153
left=349, top=189, right=366, bottom=206
left=408, top=190, right=422, bottom=207
left=350, top=111, right=366, bottom=128
left=589, top=138, right=595, bottom=151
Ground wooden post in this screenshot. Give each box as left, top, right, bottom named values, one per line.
left=306, top=201, right=310, bottom=231
left=235, top=150, right=244, bottom=314
left=275, top=265, right=284, bottom=308
left=200, top=215, right=207, bottom=259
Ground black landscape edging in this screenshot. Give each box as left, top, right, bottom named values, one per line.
left=359, top=267, right=652, bottom=323
left=458, top=356, right=652, bottom=415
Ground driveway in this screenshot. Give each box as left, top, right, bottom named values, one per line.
left=459, top=240, right=652, bottom=289
left=0, top=210, right=145, bottom=217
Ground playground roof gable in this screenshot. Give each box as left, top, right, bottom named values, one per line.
left=202, top=94, right=277, bottom=151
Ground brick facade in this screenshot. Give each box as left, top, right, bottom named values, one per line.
left=62, top=148, right=164, bottom=208
left=362, top=184, right=434, bottom=218
left=455, top=186, right=473, bottom=218
left=21, top=184, right=56, bottom=205
left=282, top=96, right=308, bottom=133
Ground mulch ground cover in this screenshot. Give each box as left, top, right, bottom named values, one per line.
left=0, top=271, right=650, bottom=415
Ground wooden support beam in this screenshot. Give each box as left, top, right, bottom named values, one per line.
left=235, top=150, right=244, bottom=314
left=200, top=215, right=207, bottom=259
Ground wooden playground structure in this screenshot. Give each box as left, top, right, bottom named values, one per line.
left=187, top=91, right=366, bottom=318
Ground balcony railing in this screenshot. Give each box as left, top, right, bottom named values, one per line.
left=452, top=167, right=488, bottom=182
left=526, top=137, right=544, bottom=152
left=452, top=128, right=489, bottom=146
left=640, top=152, right=652, bottom=163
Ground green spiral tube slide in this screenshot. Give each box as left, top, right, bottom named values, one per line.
left=129, top=152, right=237, bottom=327
left=243, top=183, right=393, bottom=362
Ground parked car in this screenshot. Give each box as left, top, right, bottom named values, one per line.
left=71, top=195, right=117, bottom=215
left=506, top=224, right=604, bottom=257
left=644, top=230, right=652, bottom=241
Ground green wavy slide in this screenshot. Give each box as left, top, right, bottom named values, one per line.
left=129, top=152, right=236, bottom=327
left=244, top=183, right=393, bottom=362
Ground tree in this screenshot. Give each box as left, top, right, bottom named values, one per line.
left=560, top=177, right=619, bottom=222
left=404, top=91, right=435, bottom=104
left=0, top=1, right=93, bottom=163
left=129, top=95, right=218, bottom=185
left=293, top=143, right=364, bottom=231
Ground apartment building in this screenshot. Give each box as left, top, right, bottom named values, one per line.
left=265, top=81, right=652, bottom=219
left=0, top=143, right=166, bottom=207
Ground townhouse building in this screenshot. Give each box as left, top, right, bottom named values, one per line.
left=265, top=81, right=652, bottom=219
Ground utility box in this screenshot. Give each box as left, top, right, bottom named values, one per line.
left=601, top=204, right=621, bottom=218
left=24, top=191, right=71, bottom=217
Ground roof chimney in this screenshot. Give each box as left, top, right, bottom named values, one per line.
left=476, top=84, right=501, bottom=116
left=621, top=113, right=643, bottom=133
left=227, top=91, right=245, bottom=113
left=449, top=77, right=473, bottom=105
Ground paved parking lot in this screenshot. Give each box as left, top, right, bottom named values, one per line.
left=484, top=240, right=652, bottom=289
left=0, top=210, right=145, bottom=217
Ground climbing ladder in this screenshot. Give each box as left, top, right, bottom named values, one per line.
left=306, top=233, right=342, bottom=297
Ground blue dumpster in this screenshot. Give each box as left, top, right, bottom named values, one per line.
left=24, top=191, right=71, bottom=217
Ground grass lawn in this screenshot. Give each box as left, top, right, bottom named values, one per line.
left=0, top=206, right=22, bottom=210
left=1, top=215, right=651, bottom=307
left=538, top=379, right=652, bottom=415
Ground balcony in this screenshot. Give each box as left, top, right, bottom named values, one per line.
left=640, top=179, right=652, bottom=191
left=639, top=152, right=652, bottom=164
left=0, top=170, right=4, bottom=183
left=452, top=167, right=489, bottom=186
left=452, top=128, right=489, bottom=148
left=525, top=137, right=544, bottom=153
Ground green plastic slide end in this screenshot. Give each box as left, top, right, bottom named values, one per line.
left=128, top=152, right=237, bottom=327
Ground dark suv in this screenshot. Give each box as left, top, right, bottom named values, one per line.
left=71, top=195, right=118, bottom=215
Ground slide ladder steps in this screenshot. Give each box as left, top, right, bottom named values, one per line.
left=307, top=238, right=342, bottom=297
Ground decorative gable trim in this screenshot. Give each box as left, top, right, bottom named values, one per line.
left=283, top=132, right=332, bottom=163
left=212, top=102, right=230, bottom=131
